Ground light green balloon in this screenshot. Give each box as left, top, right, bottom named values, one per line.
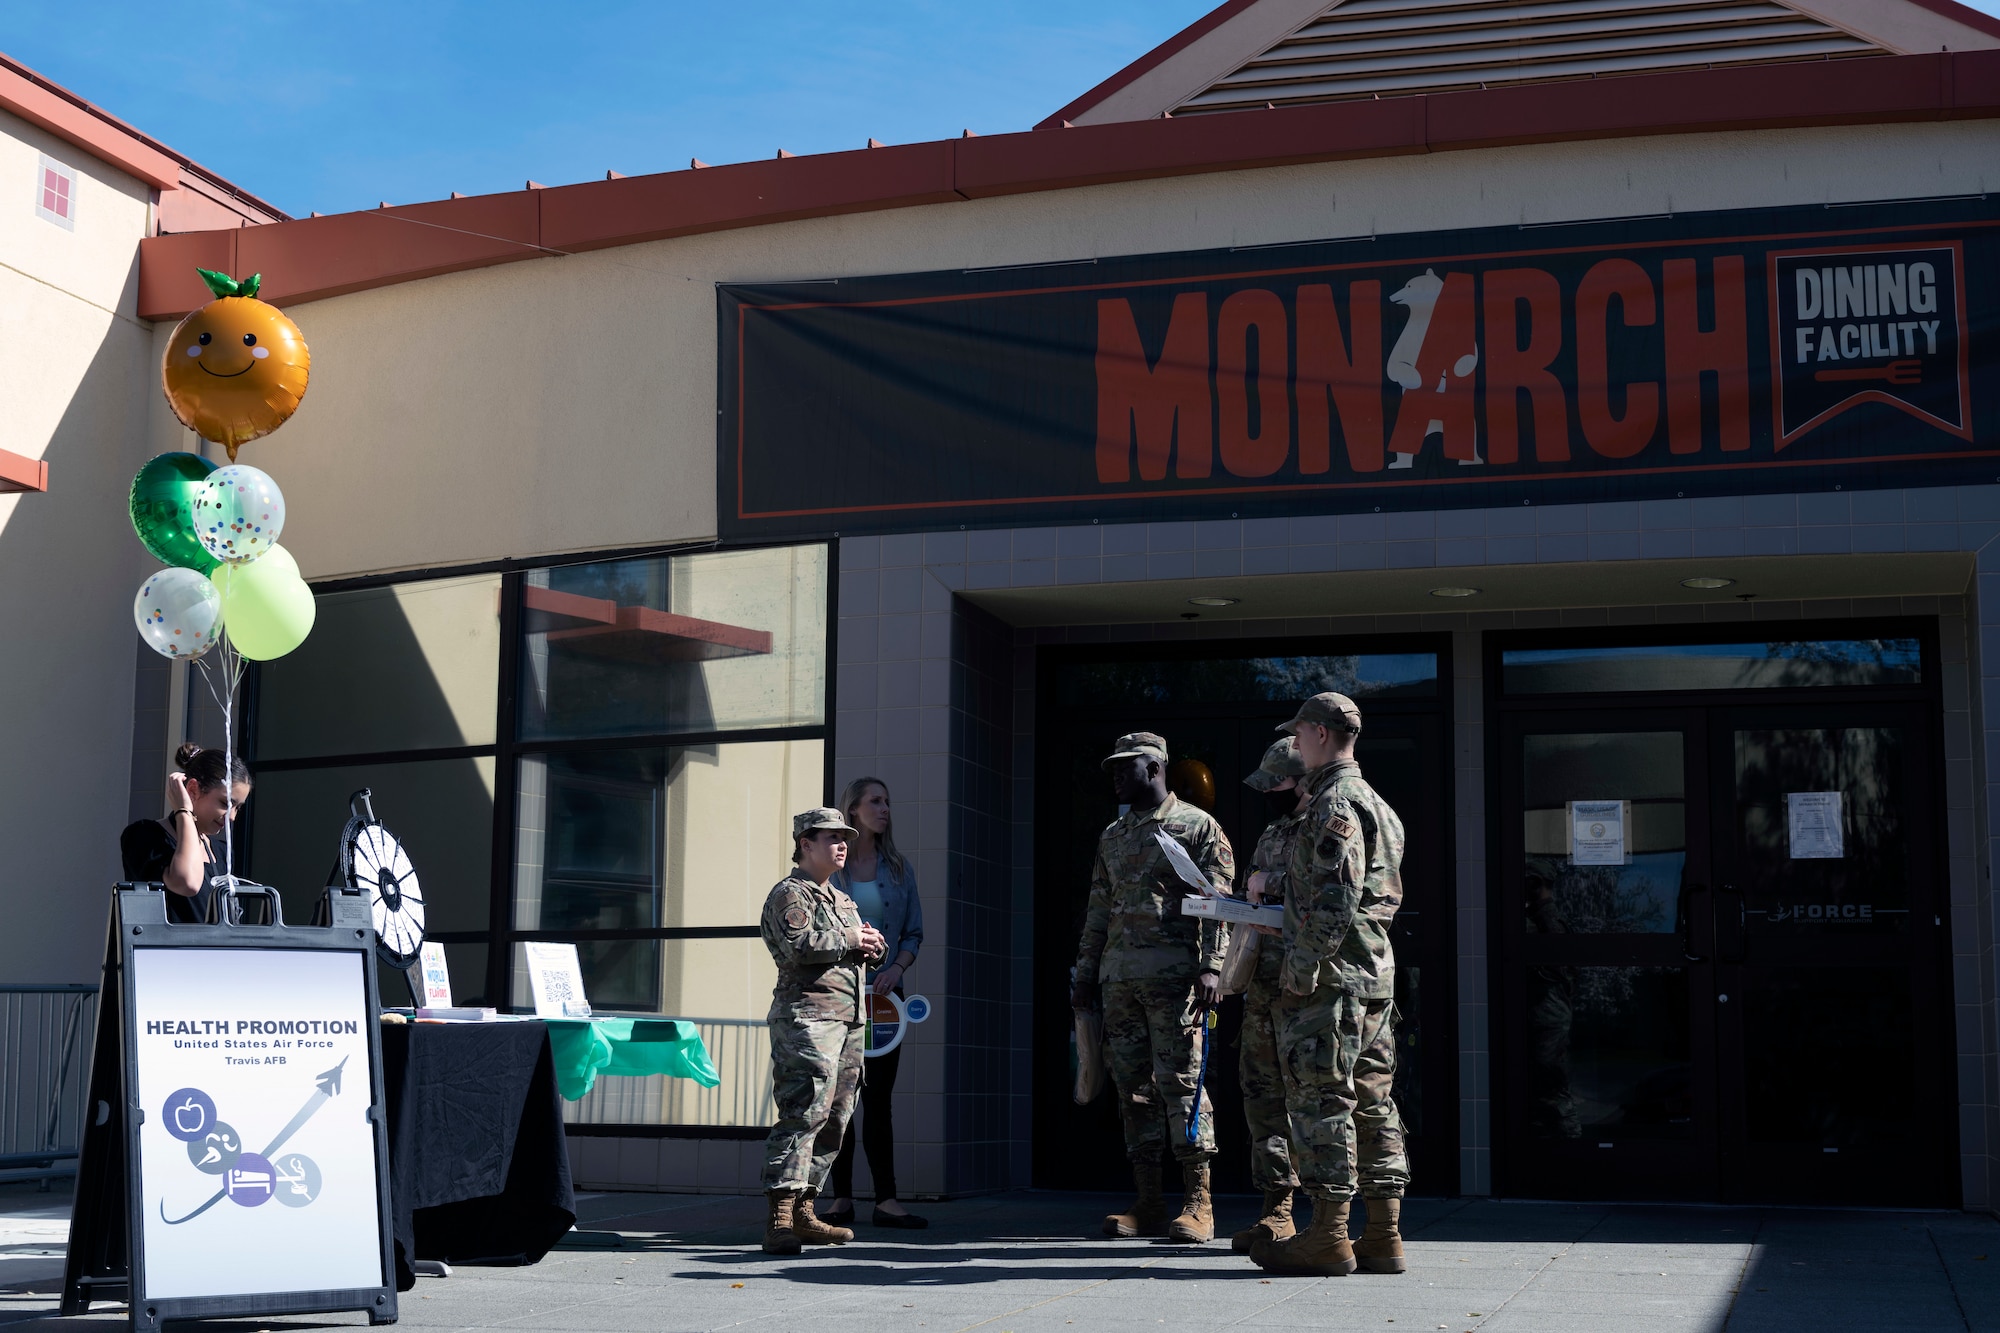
left=210, top=544, right=316, bottom=661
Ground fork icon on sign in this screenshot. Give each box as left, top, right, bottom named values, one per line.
left=1815, top=359, right=1920, bottom=385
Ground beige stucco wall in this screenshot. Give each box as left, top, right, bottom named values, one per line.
left=146, top=118, right=1997, bottom=583
left=0, top=106, right=158, bottom=983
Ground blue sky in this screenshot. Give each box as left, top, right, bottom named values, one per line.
left=11, top=1, right=1996, bottom=220
left=7, top=2, right=1215, bottom=218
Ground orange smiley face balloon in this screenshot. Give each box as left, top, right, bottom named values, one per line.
left=161, top=269, right=310, bottom=461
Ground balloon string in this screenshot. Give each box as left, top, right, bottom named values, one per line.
left=193, top=637, right=244, bottom=913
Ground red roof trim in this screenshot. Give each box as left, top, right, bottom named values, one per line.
left=137, top=50, right=2000, bottom=320
left=0, top=57, right=178, bottom=190
left=0, top=52, right=290, bottom=218
left=1036, top=0, right=1264, bottom=131
left=0, top=447, right=48, bottom=494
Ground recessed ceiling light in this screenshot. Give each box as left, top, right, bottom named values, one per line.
left=1187, top=596, right=1239, bottom=607
left=1428, top=586, right=1481, bottom=598
left=1680, top=576, right=1736, bottom=590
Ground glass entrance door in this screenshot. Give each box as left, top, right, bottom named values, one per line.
left=1711, top=705, right=1954, bottom=1204
left=1495, top=634, right=1956, bottom=1206
left=1500, top=713, right=1720, bottom=1200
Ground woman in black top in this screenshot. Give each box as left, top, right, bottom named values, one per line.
left=120, top=743, right=251, bottom=925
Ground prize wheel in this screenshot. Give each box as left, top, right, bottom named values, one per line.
left=337, top=788, right=426, bottom=969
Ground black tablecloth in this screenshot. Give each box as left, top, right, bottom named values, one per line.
left=380, top=1021, right=576, bottom=1290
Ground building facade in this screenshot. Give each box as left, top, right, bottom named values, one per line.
left=8, top=0, right=2000, bottom=1211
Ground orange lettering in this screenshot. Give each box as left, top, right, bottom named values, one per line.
left=1217, top=289, right=1289, bottom=478
left=1481, top=268, right=1568, bottom=465
left=1296, top=282, right=1384, bottom=473
left=1095, top=295, right=1213, bottom=481
left=1575, top=259, right=1660, bottom=460
left=1662, top=256, right=1749, bottom=454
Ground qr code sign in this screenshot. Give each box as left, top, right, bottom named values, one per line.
left=528, top=944, right=590, bottom=1017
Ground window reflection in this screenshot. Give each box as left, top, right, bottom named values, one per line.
left=1735, top=727, right=1909, bottom=930
left=512, top=739, right=823, bottom=1013
left=1525, top=966, right=1691, bottom=1140
left=1503, top=639, right=1920, bottom=694
left=519, top=546, right=827, bottom=741
left=248, top=757, right=495, bottom=930
left=1522, top=733, right=1684, bottom=935
left=1057, top=653, right=1436, bottom=708
left=256, top=574, right=501, bottom=759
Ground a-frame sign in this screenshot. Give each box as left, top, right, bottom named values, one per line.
left=61, top=883, right=398, bottom=1328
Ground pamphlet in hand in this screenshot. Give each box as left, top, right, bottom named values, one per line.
left=1181, top=895, right=1285, bottom=928
left=1153, top=829, right=1219, bottom=896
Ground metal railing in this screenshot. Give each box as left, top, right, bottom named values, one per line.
left=0, top=984, right=98, bottom=1185
left=561, top=1016, right=776, bottom=1129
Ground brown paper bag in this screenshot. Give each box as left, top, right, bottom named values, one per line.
left=1217, top=922, right=1261, bottom=996
left=1072, top=1006, right=1107, bottom=1104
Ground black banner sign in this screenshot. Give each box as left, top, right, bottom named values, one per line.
left=718, top=200, right=1997, bottom=541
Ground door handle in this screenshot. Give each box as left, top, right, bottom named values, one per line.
left=1716, top=882, right=1745, bottom=964
left=1677, top=881, right=1708, bottom=962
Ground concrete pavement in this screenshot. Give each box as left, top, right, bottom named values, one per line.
left=5, top=1183, right=1997, bottom=1330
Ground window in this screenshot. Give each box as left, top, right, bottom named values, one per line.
left=246, top=542, right=832, bottom=1130
left=36, top=155, right=74, bottom=229
left=1501, top=638, right=1921, bottom=694
left=1056, top=653, right=1437, bottom=708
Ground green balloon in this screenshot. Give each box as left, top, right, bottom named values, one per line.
left=130, top=452, right=218, bottom=574
left=212, top=544, right=316, bottom=661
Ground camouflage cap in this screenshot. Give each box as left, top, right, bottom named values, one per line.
left=792, top=807, right=857, bottom=840
left=1243, top=736, right=1307, bottom=791
left=1100, top=731, right=1168, bottom=770
left=1277, top=691, right=1363, bottom=736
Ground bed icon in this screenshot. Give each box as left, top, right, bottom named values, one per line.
left=227, top=1168, right=270, bottom=1197
left=223, top=1152, right=277, bottom=1207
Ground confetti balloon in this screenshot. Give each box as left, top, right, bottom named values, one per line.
left=160, top=270, right=310, bottom=461
left=210, top=543, right=315, bottom=661
left=129, top=452, right=219, bottom=575
left=192, top=464, right=285, bottom=565
left=134, top=567, right=223, bottom=661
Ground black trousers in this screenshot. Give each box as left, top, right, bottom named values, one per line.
left=828, top=1040, right=899, bottom=1200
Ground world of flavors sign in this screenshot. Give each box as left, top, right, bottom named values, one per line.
left=717, top=200, right=1994, bottom=540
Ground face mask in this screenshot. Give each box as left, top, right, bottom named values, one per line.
left=1263, top=787, right=1300, bottom=821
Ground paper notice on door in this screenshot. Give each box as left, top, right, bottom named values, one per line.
left=1568, top=800, right=1627, bottom=865
left=1787, top=791, right=1844, bottom=859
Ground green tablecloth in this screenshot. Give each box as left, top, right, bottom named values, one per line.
left=542, top=1017, right=722, bottom=1102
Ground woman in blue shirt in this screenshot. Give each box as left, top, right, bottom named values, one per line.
left=819, top=776, right=927, bottom=1229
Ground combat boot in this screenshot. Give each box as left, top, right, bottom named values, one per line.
left=1353, top=1196, right=1406, bottom=1273
left=1102, top=1158, right=1168, bottom=1237
left=1230, top=1187, right=1296, bottom=1254
left=793, top=1191, right=854, bottom=1245
left=1167, top=1161, right=1215, bottom=1243
left=1249, top=1198, right=1355, bottom=1276
left=762, top=1191, right=802, bottom=1255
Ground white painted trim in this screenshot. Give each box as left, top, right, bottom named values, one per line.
left=1783, top=0, right=2000, bottom=51
left=1068, top=0, right=1333, bottom=125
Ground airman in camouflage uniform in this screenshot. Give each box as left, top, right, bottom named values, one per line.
left=1232, top=736, right=1309, bottom=1253
left=759, top=807, right=886, bottom=1255
left=1251, top=693, right=1411, bottom=1278
left=1072, top=732, right=1234, bottom=1242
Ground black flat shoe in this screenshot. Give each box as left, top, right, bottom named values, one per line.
left=817, top=1203, right=856, bottom=1226
left=872, top=1208, right=928, bottom=1229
